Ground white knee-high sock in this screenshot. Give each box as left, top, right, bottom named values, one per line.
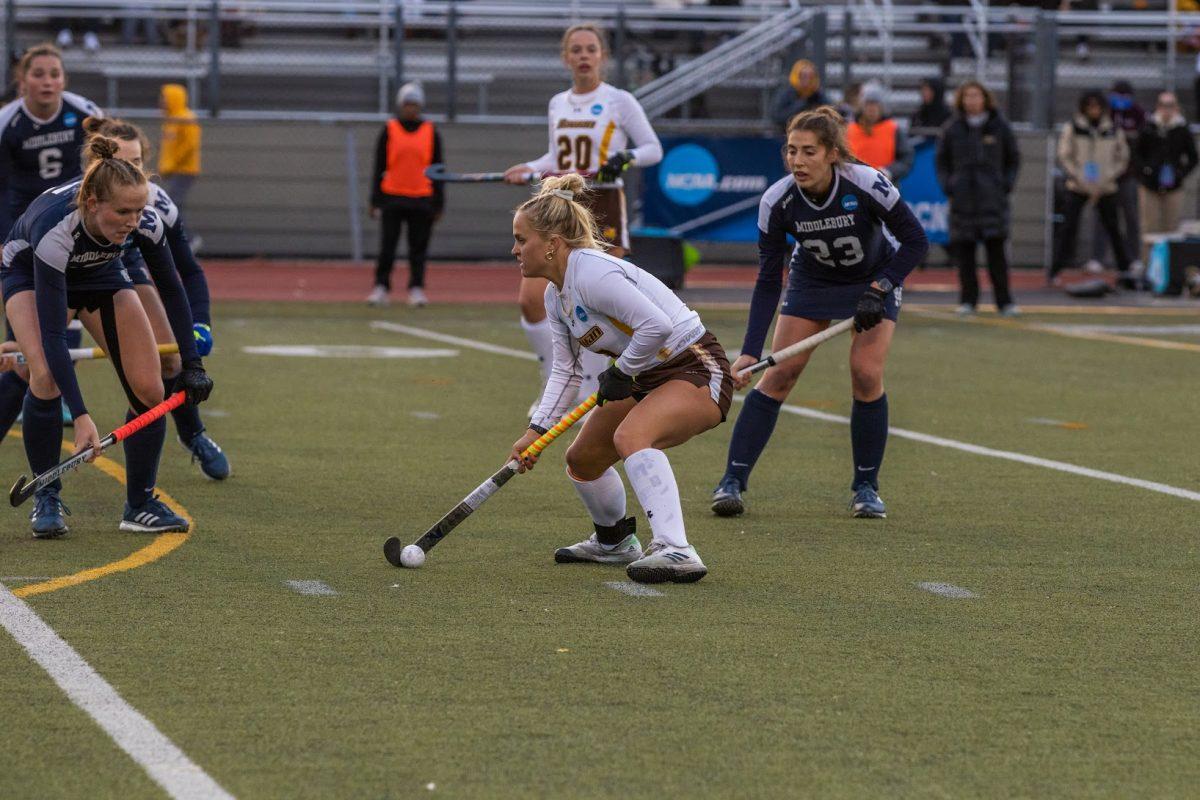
left=520, top=316, right=554, bottom=383
left=568, top=466, right=626, bottom=526
left=575, top=348, right=609, bottom=402
left=624, top=448, right=689, bottom=548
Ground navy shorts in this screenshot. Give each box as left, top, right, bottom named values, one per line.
left=2, top=260, right=136, bottom=306
left=781, top=270, right=901, bottom=323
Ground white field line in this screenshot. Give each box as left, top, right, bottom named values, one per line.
left=371, top=321, right=538, bottom=361
left=284, top=580, right=338, bottom=596
left=0, top=584, right=234, bottom=800
left=1041, top=324, right=1200, bottom=335
left=604, top=581, right=666, bottom=597
left=915, top=582, right=979, bottom=599
left=377, top=322, right=1200, bottom=505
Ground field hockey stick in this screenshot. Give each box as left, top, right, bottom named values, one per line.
left=735, top=318, right=856, bottom=380
left=423, top=165, right=615, bottom=187
left=8, top=391, right=187, bottom=507
left=384, top=394, right=598, bottom=566
left=5, top=343, right=179, bottom=367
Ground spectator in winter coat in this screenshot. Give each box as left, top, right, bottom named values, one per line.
left=847, top=86, right=913, bottom=181
left=158, top=83, right=201, bottom=214
left=770, top=59, right=829, bottom=133
left=910, top=77, right=952, bottom=131
left=1134, top=92, right=1199, bottom=264
left=1088, top=79, right=1147, bottom=272
left=935, top=80, right=1021, bottom=315
left=1050, top=90, right=1133, bottom=286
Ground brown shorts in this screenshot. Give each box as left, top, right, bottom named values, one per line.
left=632, top=331, right=734, bottom=421
left=585, top=185, right=629, bottom=251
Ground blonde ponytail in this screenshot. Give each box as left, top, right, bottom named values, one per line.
left=516, top=174, right=606, bottom=251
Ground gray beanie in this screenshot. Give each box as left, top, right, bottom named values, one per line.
left=396, top=82, right=425, bottom=107
left=862, top=85, right=887, bottom=112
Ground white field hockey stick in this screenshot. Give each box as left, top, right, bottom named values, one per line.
left=384, top=394, right=598, bottom=567
left=735, top=318, right=855, bottom=380
left=4, top=343, right=179, bottom=367
left=423, top=164, right=616, bottom=187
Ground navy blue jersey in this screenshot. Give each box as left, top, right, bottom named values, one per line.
left=742, top=162, right=928, bottom=358
left=122, top=182, right=211, bottom=325
left=0, top=93, right=103, bottom=236
left=2, top=179, right=199, bottom=417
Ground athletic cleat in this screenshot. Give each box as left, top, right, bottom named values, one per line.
left=710, top=476, right=745, bottom=517
left=367, top=285, right=389, bottom=307
left=30, top=489, right=70, bottom=539
left=851, top=485, right=887, bottom=519
left=554, top=533, right=643, bottom=565
left=626, top=541, right=708, bottom=584
left=408, top=287, right=428, bottom=307
left=181, top=432, right=230, bottom=480
left=120, top=495, right=190, bottom=533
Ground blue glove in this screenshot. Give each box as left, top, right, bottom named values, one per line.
left=192, top=323, right=213, bottom=356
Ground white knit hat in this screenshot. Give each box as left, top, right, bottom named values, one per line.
left=396, top=82, right=425, bottom=107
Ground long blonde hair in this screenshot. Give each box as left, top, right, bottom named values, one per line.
left=516, top=174, right=605, bottom=251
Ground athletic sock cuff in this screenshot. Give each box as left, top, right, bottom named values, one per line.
left=746, top=388, right=783, bottom=412
left=853, top=393, right=887, bottom=410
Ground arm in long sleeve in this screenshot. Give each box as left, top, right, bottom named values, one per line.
left=1002, top=121, right=1021, bottom=192
left=430, top=128, right=446, bottom=213
left=370, top=126, right=388, bottom=208
left=741, top=202, right=789, bottom=360
left=878, top=198, right=930, bottom=286
left=139, top=237, right=200, bottom=363
left=166, top=221, right=211, bottom=326
left=1181, top=129, right=1199, bottom=180
left=579, top=270, right=673, bottom=376
left=618, top=93, right=663, bottom=167
left=934, top=129, right=954, bottom=196
left=33, top=259, right=87, bottom=418
left=529, top=295, right=581, bottom=431
left=889, top=128, right=914, bottom=182
left=770, top=86, right=799, bottom=127
left=1058, top=123, right=1083, bottom=185
left=1113, top=130, right=1130, bottom=177
left=0, top=139, right=12, bottom=238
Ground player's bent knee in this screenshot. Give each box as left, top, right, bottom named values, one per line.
left=850, top=368, right=884, bottom=399
left=28, top=371, right=59, bottom=400
left=564, top=444, right=610, bottom=482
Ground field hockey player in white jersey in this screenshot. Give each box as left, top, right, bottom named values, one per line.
left=507, top=175, right=733, bottom=585
left=503, top=23, right=662, bottom=411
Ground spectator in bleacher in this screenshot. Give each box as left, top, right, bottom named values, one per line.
left=368, top=82, right=444, bottom=309
left=54, top=18, right=101, bottom=54
left=1050, top=90, right=1134, bottom=288
left=910, top=77, right=952, bottom=131
left=936, top=80, right=1021, bottom=316
left=836, top=81, right=864, bottom=123
left=770, top=59, right=828, bottom=133
left=847, top=87, right=913, bottom=181
left=158, top=84, right=201, bottom=217
left=1086, top=80, right=1146, bottom=274
left=1134, top=91, right=1198, bottom=266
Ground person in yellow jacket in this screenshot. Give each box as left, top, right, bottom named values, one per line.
left=158, top=83, right=201, bottom=214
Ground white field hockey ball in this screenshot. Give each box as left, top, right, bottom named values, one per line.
left=400, top=545, right=426, bottom=568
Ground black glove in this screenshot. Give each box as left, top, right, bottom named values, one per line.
left=853, top=284, right=888, bottom=333
left=597, top=150, right=634, bottom=184
left=596, top=363, right=634, bottom=406
left=179, top=360, right=213, bottom=406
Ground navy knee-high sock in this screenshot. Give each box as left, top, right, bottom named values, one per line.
left=850, top=393, right=888, bottom=490
left=22, top=393, right=64, bottom=493
left=165, top=374, right=204, bottom=442
left=723, top=388, right=783, bottom=491
left=123, top=410, right=167, bottom=508
left=0, top=371, right=29, bottom=442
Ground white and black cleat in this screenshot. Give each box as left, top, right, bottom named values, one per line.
left=626, top=541, right=707, bottom=584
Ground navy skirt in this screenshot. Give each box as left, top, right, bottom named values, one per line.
left=781, top=269, right=901, bottom=323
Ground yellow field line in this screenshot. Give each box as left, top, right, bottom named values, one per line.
left=8, top=434, right=192, bottom=599
left=916, top=310, right=1200, bottom=353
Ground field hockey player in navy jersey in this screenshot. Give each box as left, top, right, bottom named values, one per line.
left=710, top=107, right=928, bottom=520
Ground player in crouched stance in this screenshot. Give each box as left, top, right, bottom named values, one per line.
left=710, top=107, right=928, bottom=520
left=508, top=175, right=732, bottom=584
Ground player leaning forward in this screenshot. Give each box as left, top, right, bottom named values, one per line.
left=711, top=107, right=929, bottom=519
left=509, top=175, right=733, bottom=584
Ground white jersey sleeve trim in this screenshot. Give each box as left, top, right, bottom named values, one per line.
left=530, top=285, right=582, bottom=430
left=758, top=174, right=795, bottom=233
left=0, top=99, right=22, bottom=131
left=62, top=91, right=103, bottom=119
left=840, top=162, right=899, bottom=210
left=33, top=215, right=76, bottom=272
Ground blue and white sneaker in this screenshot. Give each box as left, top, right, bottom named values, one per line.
left=710, top=476, right=745, bottom=517
left=120, top=495, right=190, bottom=533
left=30, top=488, right=70, bottom=539
left=180, top=432, right=230, bottom=480
left=626, top=541, right=707, bottom=584
left=851, top=485, right=887, bottom=519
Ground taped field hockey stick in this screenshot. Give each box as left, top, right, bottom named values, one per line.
left=8, top=391, right=187, bottom=507
left=6, top=343, right=179, bottom=367
left=384, top=394, right=598, bottom=566
left=735, top=318, right=855, bottom=380
left=423, top=165, right=614, bottom=186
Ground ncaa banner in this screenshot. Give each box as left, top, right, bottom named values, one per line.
left=642, top=135, right=949, bottom=245
left=642, top=137, right=783, bottom=242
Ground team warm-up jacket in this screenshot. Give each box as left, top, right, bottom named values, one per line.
left=0, top=92, right=103, bottom=236
left=1, top=181, right=199, bottom=418
left=743, top=162, right=928, bottom=359
left=122, top=182, right=212, bottom=325
left=530, top=248, right=704, bottom=431
left=525, top=83, right=662, bottom=177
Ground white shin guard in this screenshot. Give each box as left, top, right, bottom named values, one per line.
left=568, top=466, right=627, bottom=527
left=624, top=448, right=689, bottom=548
